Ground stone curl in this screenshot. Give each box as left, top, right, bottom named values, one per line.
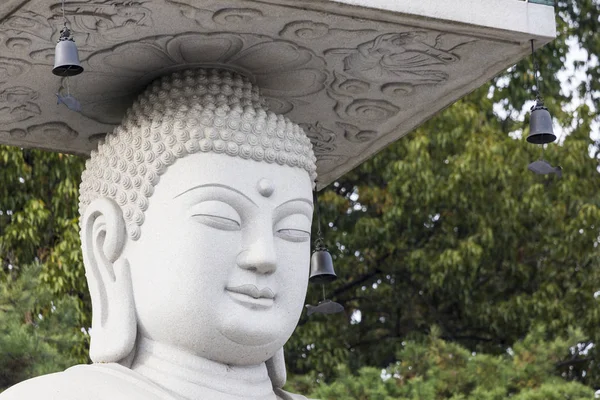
left=79, top=68, right=317, bottom=240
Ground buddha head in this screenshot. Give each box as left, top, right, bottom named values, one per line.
left=78, top=68, right=317, bottom=384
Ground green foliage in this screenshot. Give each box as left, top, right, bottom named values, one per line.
left=0, top=147, right=89, bottom=371
left=0, top=264, right=83, bottom=391
left=286, top=328, right=595, bottom=399
left=286, top=0, right=600, bottom=389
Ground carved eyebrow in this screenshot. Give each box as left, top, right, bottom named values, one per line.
left=275, top=198, right=313, bottom=212
left=174, top=183, right=257, bottom=206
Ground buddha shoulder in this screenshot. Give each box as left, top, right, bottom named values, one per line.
left=275, top=388, right=314, bottom=400
left=0, top=364, right=173, bottom=400
left=1, top=365, right=315, bottom=400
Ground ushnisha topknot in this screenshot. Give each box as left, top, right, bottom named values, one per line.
left=79, top=68, right=318, bottom=240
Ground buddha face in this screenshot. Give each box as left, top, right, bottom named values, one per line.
left=124, top=151, right=313, bottom=365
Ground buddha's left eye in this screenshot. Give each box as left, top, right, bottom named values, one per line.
left=274, top=214, right=311, bottom=243
left=276, top=229, right=311, bottom=242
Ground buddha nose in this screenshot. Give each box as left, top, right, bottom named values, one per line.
left=237, top=232, right=277, bottom=274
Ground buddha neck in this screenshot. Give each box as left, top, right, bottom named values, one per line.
left=130, top=337, right=277, bottom=400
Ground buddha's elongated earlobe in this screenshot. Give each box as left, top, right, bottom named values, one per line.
left=266, top=347, right=286, bottom=389
left=81, top=197, right=136, bottom=364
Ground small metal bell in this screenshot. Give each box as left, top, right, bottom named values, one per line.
left=310, top=188, right=337, bottom=284
left=527, top=99, right=556, bottom=145
left=309, top=245, right=337, bottom=284
left=52, top=26, right=83, bottom=77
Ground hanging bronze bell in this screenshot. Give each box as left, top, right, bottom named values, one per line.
left=527, top=100, right=556, bottom=144
left=309, top=248, right=337, bottom=284
left=52, top=27, right=83, bottom=77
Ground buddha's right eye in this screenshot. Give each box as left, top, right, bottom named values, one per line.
left=190, top=201, right=241, bottom=231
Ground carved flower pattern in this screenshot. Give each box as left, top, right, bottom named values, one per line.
left=341, top=32, right=459, bottom=84
left=336, top=99, right=400, bottom=122
left=71, top=32, right=327, bottom=124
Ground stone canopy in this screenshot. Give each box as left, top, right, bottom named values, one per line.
left=0, top=0, right=556, bottom=188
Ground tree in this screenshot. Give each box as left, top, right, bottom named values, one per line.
left=286, top=327, right=595, bottom=400
left=0, top=147, right=89, bottom=379
left=0, top=263, right=82, bottom=391
left=286, top=0, right=600, bottom=388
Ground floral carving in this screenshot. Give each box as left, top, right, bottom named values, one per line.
left=336, top=99, right=400, bottom=122
left=300, top=122, right=337, bottom=155
left=323, top=31, right=474, bottom=130
left=49, top=1, right=153, bottom=47
left=212, top=8, right=263, bottom=25
left=326, top=32, right=469, bottom=86
left=280, top=21, right=330, bottom=40
left=70, top=32, right=327, bottom=124
left=4, top=38, right=32, bottom=52
left=165, top=0, right=213, bottom=28
left=279, top=20, right=376, bottom=41
left=381, top=82, right=414, bottom=97
left=0, top=0, right=522, bottom=190
left=0, top=11, right=54, bottom=43
left=0, top=86, right=41, bottom=124
left=165, top=1, right=262, bottom=30
left=265, top=97, right=294, bottom=115
left=29, top=48, right=56, bottom=64
left=29, top=122, right=78, bottom=141
left=0, top=122, right=78, bottom=146
left=330, top=71, right=370, bottom=96
left=337, top=122, right=377, bottom=144
left=0, top=57, right=31, bottom=80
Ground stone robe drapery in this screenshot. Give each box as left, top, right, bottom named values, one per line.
left=0, top=364, right=309, bottom=400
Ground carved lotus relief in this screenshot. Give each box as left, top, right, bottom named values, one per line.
left=69, top=32, right=327, bottom=124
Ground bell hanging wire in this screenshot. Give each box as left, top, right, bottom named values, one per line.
left=527, top=39, right=556, bottom=145
left=52, top=0, right=83, bottom=77
left=309, top=189, right=337, bottom=284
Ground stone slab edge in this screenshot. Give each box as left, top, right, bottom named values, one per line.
left=264, top=0, right=556, bottom=43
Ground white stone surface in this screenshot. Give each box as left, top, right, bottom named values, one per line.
left=0, top=0, right=555, bottom=188
left=1, top=70, right=313, bottom=399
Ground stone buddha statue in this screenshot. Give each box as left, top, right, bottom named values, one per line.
left=1, top=68, right=317, bottom=400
